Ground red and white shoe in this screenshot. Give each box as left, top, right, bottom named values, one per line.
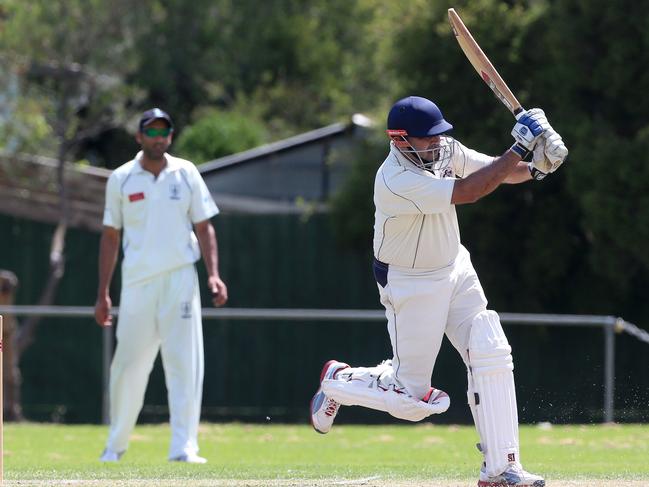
left=310, top=360, right=349, bottom=434
left=478, top=463, right=545, bottom=486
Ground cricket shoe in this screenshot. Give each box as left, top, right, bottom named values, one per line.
left=478, top=462, right=545, bottom=487
left=99, top=448, right=124, bottom=462
left=170, top=453, right=208, bottom=464
left=310, top=359, right=350, bottom=434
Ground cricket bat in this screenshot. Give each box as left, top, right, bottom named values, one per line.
left=448, top=8, right=523, bottom=117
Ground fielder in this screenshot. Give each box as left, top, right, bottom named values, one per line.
left=95, top=108, right=228, bottom=463
left=310, top=96, right=567, bottom=487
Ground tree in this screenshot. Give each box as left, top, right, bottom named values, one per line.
left=174, top=109, right=267, bottom=164
left=539, top=0, right=649, bottom=300
left=128, top=0, right=398, bottom=134
left=0, top=0, right=142, bottom=419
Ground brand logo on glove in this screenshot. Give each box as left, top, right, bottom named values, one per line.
left=519, top=127, right=528, bottom=136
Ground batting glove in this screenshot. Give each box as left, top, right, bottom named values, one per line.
left=544, top=130, right=568, bottom=172
left=511, top=108, right=550, bottom=158
left=528, top=129, right=568, bottom=180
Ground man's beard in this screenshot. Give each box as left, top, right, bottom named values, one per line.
left=143, top=145, right=166, bottom=160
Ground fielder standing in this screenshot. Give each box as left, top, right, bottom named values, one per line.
left=95, top=108, right=228, bottom=463
left=311, top=96, right=567, bottom=486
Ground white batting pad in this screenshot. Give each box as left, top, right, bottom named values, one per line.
left=322, top=361, right=450, bottom=422
left=468, top=310, right=520, bottom=477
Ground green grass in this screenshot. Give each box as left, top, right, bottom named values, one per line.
left=4, top=422, right=649, bottom=484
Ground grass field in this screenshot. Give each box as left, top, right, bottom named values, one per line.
left=3, top=422, right=649, bottom=486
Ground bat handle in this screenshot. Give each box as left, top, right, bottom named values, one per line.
left=513, top=107, right=525, bottom=119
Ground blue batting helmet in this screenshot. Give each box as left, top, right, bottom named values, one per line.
left=387, top=96, right=453, bottom=137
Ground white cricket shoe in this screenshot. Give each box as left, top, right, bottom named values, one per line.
left=99, top=448, right=124, bottom=462
left=478, top=463, right=545, bottom=486
left=310, top=359, right=350, bottom=434
left=169, top=453, right=208, bottom=464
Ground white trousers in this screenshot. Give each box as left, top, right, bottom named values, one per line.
left=378, top=246, right=487, bottom=400
left=105, top=264, right=204, bottom=458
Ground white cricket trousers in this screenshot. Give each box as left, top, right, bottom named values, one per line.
left=377, top=246, right=487, bottom=400
left=105, top=264, right=204, bottom=458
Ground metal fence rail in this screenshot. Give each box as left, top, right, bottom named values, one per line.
left=0, top=305, right=640, bottom=423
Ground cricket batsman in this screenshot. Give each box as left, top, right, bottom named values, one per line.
left=310, top=96, right=567, bottom=486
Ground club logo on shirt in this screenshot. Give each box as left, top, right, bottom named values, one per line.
left=441, top=167, right=454, bottom=178
left=181, top=301, right=192, bottom=319
left=169, top=183, right=181, bottom=200
left=128, top=192, right=145, bottom=202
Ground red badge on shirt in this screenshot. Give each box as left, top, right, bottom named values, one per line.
left=128, top=192, right=145, bottom=202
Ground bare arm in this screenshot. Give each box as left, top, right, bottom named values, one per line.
left=194, top=219, right=228, bottom=307
left=451, top=149, right=523, bottom=204
left=504, top=162, right=533, bottom=184
left=94, top=226, right=120, bottom=327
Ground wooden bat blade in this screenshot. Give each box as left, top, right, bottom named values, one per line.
left=448, top=8, right=523, bottom=116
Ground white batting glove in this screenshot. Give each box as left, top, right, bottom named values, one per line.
left=529, top=137, right=550, bottom=180
left=528, top=129, right=568, bottom=180
left=511, top=108, right=551, bottom=158
left=544, top=130, right=568, bottom=172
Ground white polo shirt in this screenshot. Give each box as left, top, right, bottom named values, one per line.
left=373, top=140, right=494, bottom=269
left=103, top=152, right=219, bottom=286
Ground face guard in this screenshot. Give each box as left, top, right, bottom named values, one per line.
left=387, top=129, right=454, bottom=173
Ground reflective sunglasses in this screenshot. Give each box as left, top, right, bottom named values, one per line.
left=142, top=127, right=172, bottom=137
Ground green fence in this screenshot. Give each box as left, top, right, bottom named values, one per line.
left=1, top=213, right=648, bottom=424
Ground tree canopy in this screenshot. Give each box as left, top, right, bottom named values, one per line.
left=1, top=0, right=649, bottom=324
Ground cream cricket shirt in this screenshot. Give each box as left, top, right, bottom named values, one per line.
left=103, top=153, right=219, bottom=286
left=373, top=140, right=494, bottom=269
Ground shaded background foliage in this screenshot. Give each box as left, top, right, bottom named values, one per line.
left=173, top=109, right=267, bottom=163
left=1, top=0, right=649, bottom=423
left=333, top=0, right=649, bottom=325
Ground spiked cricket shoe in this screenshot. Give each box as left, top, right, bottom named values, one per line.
left=310, top=359, right=350, bottom=434
left=478, top=462, right=545, bottom=487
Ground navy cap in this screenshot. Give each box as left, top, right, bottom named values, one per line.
left=387, top=96, right=453, bottom=137
left=139, top=108, right=174, bottom=131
